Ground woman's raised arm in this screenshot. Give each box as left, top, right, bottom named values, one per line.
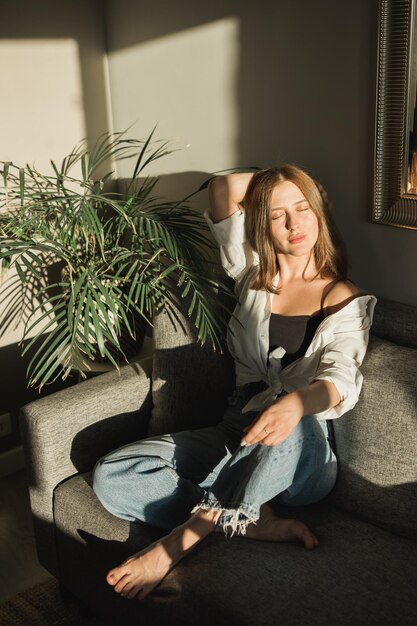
left=208, top=173, right=254, bottom=224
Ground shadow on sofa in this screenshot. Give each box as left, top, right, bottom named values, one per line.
left=46, top=468, right=417, bottom=626
left=19, top=295, right=417, bottom=625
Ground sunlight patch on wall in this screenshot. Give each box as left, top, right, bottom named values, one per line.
left=0, top=39, right=86, bottom=349
left=0, top=39, right=85, bottom=171
left=107, top=18, right=239, bottom=176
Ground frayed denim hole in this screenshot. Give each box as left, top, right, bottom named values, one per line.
left=222, top=503, right=259, bottom=520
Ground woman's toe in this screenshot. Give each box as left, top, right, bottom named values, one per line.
left=137, top=586, right=152, bottom=601
left=120, top=581, right=134, bottom=597
left=302, top=529, right=317, bottom=550
left=114, top=574, right=131, bottom=593
left=107, top=567, right=125, bottom=586
left=126, top=585, right=141, bottom=600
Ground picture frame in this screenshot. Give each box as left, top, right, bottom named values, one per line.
left=373, top=0, right=417, bottom=230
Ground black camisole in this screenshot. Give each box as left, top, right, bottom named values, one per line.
left=269, top=311, right=325, bottom=369
left=268, top=278, right=350, bottom=369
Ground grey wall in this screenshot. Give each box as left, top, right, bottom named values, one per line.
left=104, top=0, right=416, bottom=305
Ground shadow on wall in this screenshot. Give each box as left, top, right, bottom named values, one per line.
left=117, top=171, right=215, bottom=212
left=104, top=0, right=378, bottom=199
left=0, top=0, right=109, bottom=151
left=0, top=342, right=78, bottom=455
left=104, top=0, right=413, bottom=306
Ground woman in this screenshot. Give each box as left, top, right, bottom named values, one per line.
left=92, top=165, right=377, bottom=601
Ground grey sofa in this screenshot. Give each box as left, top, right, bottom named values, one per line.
left=20, top=294, right=417, bottom=626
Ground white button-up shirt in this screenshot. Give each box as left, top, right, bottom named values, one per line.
left=205, top=208, right=378, bottom=420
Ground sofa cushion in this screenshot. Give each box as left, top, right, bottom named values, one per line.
left=330, top=334, right=417, bottom=540
left=148, top=289, right=235, bottom=436
left=54, top=471, right=166, bottom=624
left=371, top=296, right=417, bottom=349
left=151, top=502, right=417, bottom=626
left=55, top=474, right=417, bottom=626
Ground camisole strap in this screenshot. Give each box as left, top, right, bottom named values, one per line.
left=319, top=277, right=356, bottom=316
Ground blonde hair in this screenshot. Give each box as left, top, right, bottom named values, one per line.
left=241, top=164, right=348, bottom=293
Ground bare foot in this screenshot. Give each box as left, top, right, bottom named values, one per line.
left=107, top=509, right=220, bottom=601
left=244, top=503, right=319, bottom=550
left=107, top=541, right=175, bottom=601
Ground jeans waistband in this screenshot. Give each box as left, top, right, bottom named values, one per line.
left=228, top=381, right=268, bottom=406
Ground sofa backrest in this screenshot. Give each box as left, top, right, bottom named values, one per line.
left=148, top=287, right=235, bottom=436
left=369, top=296, right=417, bottom=348
left=330, top=297, right=417, bottom=541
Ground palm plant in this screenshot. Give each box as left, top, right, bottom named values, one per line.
left=0, top=129, right=235, bottom=390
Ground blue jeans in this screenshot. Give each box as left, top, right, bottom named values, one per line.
left=92, top=381, right=337, bottom=536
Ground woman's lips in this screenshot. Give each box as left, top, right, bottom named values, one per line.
left=289, top=235, right=305, bottom=243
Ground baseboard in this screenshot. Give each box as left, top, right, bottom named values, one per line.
left=0, top=445, right=25, bottom=478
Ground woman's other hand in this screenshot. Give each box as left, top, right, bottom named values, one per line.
left=241, top=394, right=304, bottom=447
left=241, top=379, right=341, bottom=447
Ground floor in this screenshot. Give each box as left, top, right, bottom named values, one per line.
left=0, top=468, right=52, bottom=603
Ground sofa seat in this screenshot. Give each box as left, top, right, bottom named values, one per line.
left=54, top=471, right=417, bottom=626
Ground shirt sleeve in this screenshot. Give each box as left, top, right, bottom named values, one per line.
left=204, top=209, right=257, bottom=281
left=310, top=295, right=377, bottom=420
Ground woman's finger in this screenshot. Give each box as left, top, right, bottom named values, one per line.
left=253, top=425, right=292, bottom=447
left=261, top=431, right=290, bottom=446
left=258, top=433, right=276, bottom=446
left=241, top=419, right=271, bottom=445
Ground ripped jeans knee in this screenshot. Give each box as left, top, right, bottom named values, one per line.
left=190, top=415, right=337, bottom=537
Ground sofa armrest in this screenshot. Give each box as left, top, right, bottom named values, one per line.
left=19, top=361, right=152, bottom=576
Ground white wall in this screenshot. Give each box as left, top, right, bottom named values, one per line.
left=107, top=18, right=239, bottom=177
left=0, top=0, right=111, bottom=453
left=0, top=38, right=85, bottom=169
left=0, top=0, right=110, bottom=169
left=0, top=0, right=111, bottom=349
left=104, top=0, right=417, bottom=306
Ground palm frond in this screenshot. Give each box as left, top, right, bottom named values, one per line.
left=0, top=127, right=240, bottom=389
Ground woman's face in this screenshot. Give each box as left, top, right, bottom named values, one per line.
left=269, top=180, right=319, bottom=256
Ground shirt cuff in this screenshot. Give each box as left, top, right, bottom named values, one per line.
left=312, top=374, right=361, bottom=420
left=204, top=209, right=246, bottom=246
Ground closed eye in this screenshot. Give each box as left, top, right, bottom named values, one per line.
left=272, top=207, right=310, bottom=220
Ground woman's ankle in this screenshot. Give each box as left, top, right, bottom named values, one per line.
left=163, top=509, right=220, bottom=563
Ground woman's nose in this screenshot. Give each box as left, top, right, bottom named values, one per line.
left=286, top=215, right=299, bottom=230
